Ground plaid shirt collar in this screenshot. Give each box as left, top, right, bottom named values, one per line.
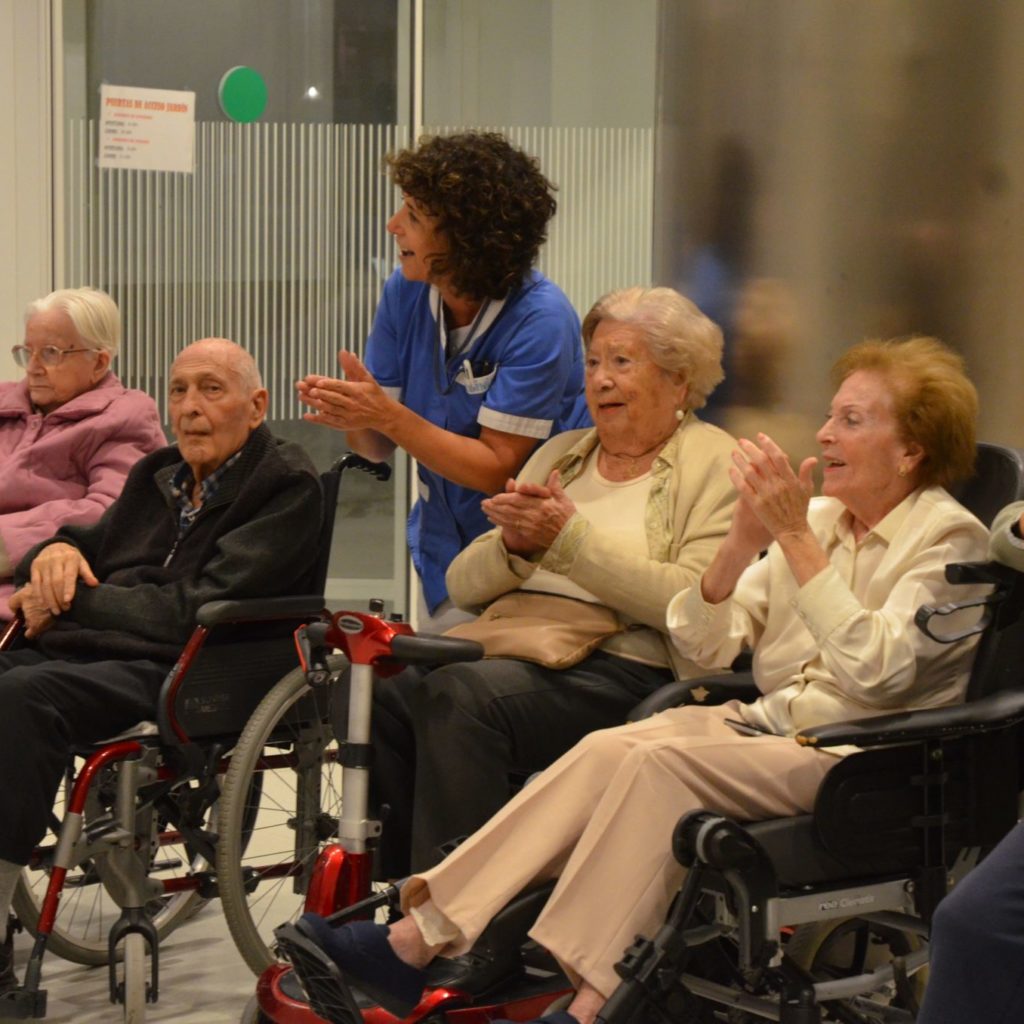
left=169, top=449, right=243, bottom=534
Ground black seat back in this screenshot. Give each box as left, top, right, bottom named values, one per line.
left=932, top=441, right=1024, bottom=705
left=946, top=443, right=1024, bottom=704
left=948, top=442, right=1024, bottom=528
left=157, top=453, right=390, bottom=744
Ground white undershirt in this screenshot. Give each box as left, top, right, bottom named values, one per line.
left=522, top=454, right=668, bottom=666
left=524, top=454, right=654, bottom=603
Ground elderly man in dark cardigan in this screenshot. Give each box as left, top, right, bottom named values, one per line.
left=0, top=338, right=322, bottom=990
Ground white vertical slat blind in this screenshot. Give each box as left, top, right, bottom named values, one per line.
left=65, top=119, right=406, bottom=420
left=63, top=122, right=653, bottom=418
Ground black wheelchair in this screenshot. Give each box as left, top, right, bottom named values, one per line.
left=596, top=441, right=1024, bottom=1023
left=0, top=453, right=392, bottom=1022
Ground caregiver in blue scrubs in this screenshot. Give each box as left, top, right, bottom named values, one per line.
left=298, top=131, right=588, bottom=628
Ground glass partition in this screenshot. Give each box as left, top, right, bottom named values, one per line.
left=422, top=0, right=658, bottom=318
left=58, top=0, right=662, bottom=615
left=59, top=0, right=408, bottom=612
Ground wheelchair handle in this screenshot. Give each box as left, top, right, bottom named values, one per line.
left=334, top=451, right=392, bottom=482
left=389, top=632, right=483, bottom=666
left=326, top=609, right=483, bottom=672
left=0, top=612, right=24, bottom=651
left=914, top=593, right=998, bottom=643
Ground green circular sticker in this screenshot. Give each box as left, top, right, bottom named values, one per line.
left=218, top=66, right=268, bottom=123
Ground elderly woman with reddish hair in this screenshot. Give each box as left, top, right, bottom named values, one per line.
left=1, top=287, right=165, bottom=618
left=281, top=335, right=989, bottom=1024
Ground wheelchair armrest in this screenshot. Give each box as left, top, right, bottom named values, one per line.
left=944, top=560, right=1023, bottom=586
left=796, top=689, right=1024, bottom=749
left=196, top=595, right=326, bottom=627
left=628, top=671, right=758, bottom=722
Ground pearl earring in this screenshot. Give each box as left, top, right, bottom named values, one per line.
left=675, top=408, right=684, bottom=422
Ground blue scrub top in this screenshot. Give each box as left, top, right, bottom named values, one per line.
left=365, top=269, right=590, bottom=613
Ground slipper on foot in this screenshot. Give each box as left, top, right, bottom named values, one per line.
left=295, top=914, right=428, bottom=1017
left=274, top=923, right=363, bottom=1024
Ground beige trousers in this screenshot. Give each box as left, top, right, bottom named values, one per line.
left=401, top=701, right=836, bottom=998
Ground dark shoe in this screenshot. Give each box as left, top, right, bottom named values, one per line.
left=274, top=924, right=364, bottom=1024
left=276, top=916, right=427, bottom=1020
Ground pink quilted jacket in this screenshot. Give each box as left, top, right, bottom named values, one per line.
left=0, top=373, right=166, bottom=617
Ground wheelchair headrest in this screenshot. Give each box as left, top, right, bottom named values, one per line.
left=948, top=442, right=1024, bottom=528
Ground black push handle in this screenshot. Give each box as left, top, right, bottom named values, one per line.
left=389, top=632, right=484, bottom=665
left=334, top=452, right=392, bottom=482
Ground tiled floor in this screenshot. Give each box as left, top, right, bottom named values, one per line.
left=14, top=903, right=264, bottom=1023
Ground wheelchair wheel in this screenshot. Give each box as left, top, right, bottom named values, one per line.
left=217, top=658, right=344, bottom=974
left=119, top=931, right=148, bottom=1024
left=12, top=754, right=211, bottom=966
left=238, top=994, right=266, bottom=1023
left=785, top=916, right=928, bottom=1015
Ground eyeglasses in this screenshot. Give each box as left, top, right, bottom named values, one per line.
left=11, top=345, right=98, bottom=368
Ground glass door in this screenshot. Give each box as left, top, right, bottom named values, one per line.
left=58, top=0, right=410, bottom=613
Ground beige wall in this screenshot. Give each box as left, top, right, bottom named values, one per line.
left=655, top=0, right=1024, bottom=455
left=0, top=0, right=52, bottom=381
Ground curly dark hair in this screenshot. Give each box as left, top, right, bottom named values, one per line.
left=386, top=131, right=558, bottom=300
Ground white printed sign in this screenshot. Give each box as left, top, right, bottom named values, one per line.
left=98, top=84, right=196, bottom=173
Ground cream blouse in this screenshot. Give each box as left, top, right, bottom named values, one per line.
left=667, top=487, right=990, bottom=737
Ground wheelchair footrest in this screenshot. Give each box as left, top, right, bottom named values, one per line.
left=0, top=987, right=47, bottom=1020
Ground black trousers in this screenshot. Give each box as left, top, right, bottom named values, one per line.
left=362, top=650, right=673, bottom=878
left=0, top=648, right=170, bottom=865
left=918, top=820, right=1024, bottom=1023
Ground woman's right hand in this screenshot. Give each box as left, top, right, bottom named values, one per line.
left=726, top=482, right=775, bottom=559
left=701, top=434, right=814, bottom=604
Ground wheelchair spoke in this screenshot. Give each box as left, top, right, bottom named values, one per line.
left=217, top=660, right=346, bottom=974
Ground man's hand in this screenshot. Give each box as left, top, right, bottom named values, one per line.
left=29, top=542, right=99, bottom=615
left=9, top=584, right=56, bottom=638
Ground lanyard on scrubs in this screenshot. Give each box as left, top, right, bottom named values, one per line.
left=432, top=293, right=492, bottom=396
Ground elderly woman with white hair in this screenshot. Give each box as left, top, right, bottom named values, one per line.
left=361, top=286, right=738, bottom=879
left=0, top=287, right=165, bottom=618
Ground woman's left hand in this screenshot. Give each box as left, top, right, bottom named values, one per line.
left=731, top=433, right=817, bottom=542
left=482, top=470, right=577, bottom=555
left=297, top=351, right=396, bottom=433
